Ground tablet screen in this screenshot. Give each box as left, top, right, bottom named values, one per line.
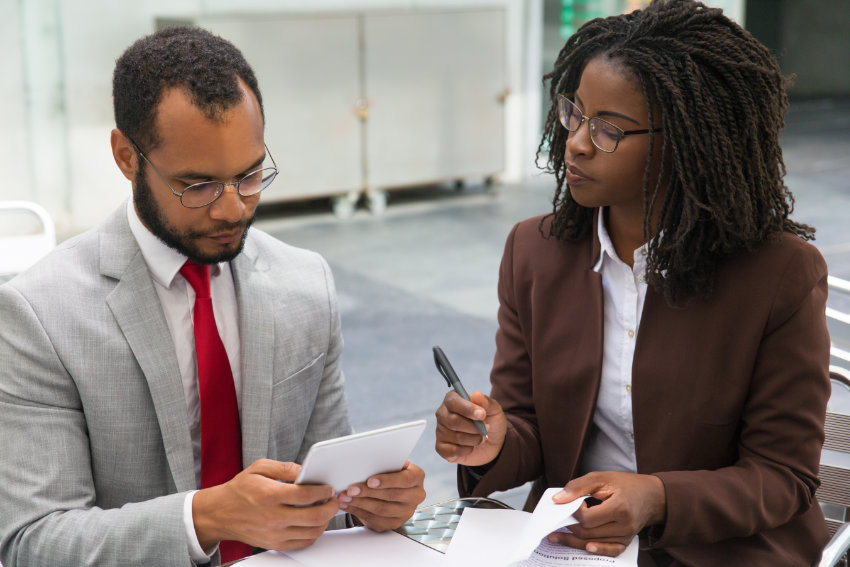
left=295, top=419, right=427, bottom=492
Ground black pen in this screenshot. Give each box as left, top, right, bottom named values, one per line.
left=433, top=346, right=489, bottom=439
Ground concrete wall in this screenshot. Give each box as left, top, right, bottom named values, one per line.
left=747, top=0, right=850, bottom=98
left=1, top=1, right=33, bottom=204
left=781, top=0, right=850, bottom=98
left=2, top=0, right=542, bottom=236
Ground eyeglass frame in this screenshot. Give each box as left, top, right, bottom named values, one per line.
left=125, top=134, right=279, bottom=209
left=557, top=94, right=661, bottom=153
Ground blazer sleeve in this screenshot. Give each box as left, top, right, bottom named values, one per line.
left=460, top=222, right=545, bottom=497
left=650, top=243, right=830, bottom=547
left=0, top=283, right=192, bottom=567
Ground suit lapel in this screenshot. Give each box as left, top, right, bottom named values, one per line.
left=231, top=236, right=275, bottom=466
left=571, top=227, right=605, bottom=475
left=101, top=206, right=195, bottom=492
left=564, top=209, right=605, bottom=478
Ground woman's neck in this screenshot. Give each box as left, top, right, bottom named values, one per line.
left=604, top=207, right=649, bottom=268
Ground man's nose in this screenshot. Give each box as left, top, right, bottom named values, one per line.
left=208, top=185, right=244, bottom=224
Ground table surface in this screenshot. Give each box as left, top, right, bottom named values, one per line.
left=224, top=496, right=513, bottom=564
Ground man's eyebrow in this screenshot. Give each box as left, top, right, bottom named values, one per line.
left=172, top=153, right=267, bottom=181
left=574, top=93, right=641, bottom=125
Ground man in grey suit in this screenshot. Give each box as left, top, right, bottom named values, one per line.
left=0, top=26, right=425, bottom=566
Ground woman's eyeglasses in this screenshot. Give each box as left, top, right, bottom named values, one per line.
left=557, top=94, right=661, bottom=153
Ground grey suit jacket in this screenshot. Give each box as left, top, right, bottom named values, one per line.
left=0, top=203, right=352, bottom=566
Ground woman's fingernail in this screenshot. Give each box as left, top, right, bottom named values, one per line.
left=587, top=544, right=598, bottom=553
left=367, top=478, right=380, bottom=488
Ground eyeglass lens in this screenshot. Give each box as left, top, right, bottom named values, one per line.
left=181, top=168, right=278, bottom=208
left=557, top=96, right=623, bottom=153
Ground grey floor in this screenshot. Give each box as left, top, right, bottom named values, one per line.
left=255, top=97, right=850, bottom=510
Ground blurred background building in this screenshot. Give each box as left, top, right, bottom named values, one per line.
left=3, top=0, right=847, bottom=236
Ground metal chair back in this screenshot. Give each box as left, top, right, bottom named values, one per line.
left=0, top=200, right=56, bottom=281
left=819, top=365, right=850, bottom=566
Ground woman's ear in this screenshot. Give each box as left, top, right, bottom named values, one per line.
left=110, top=129, right=138, bottom=182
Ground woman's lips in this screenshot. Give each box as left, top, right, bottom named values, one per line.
left=565, top=164, right=592, bottom=185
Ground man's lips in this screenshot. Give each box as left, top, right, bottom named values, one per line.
left=207, top=228, right=242, bottom=244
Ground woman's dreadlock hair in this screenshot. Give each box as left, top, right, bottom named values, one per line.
left=538, top=0, right=814, bottom=304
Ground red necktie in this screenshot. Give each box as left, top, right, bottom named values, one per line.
left=181, top=260, right=252, bottom=562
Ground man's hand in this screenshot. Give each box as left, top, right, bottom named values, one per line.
left=547, top=471, right=667, bottom=557
left=192, top=459, right=339, bottom=552
left=435, top=390, right=507, bottom=466
left=337, top=461, right=426, bottom=532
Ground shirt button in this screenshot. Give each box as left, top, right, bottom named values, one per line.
left=628, top=329, right=635, bottom=338
left=626, top=384, right=632, bottom=394
left=630, top=433, right=635, bottom=439
left=640, top=249, right=647, bottom=256
left=637, top=274, right=646, bottom=283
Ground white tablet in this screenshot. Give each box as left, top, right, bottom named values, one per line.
left=295, top=419, right=427, bottom=493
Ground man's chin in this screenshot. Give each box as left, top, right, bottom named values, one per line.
left=187, top=239, right=247, bottom=265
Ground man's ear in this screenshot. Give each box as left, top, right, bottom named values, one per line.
left=111, top=129, right=138, bottom=182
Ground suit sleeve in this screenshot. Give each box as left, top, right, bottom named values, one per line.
left=651, top=245, right=830, bottom=547
left=460, top=223, right=545, bottom=497
left=0, top=283, right=192, bottom=567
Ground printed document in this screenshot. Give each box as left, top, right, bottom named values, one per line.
left=518, top=528, right=639, bottom=566
left=443, top=487, right=638, bottom=566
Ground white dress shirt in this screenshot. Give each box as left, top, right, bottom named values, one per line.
left=126, top=200, right=242, bottom=563
left=577, top=209, right=649, bottom=476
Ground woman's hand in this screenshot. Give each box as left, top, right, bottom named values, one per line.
left=548, top=471, right=667, bottom=557
left=434, top=390, right=507, bottom=466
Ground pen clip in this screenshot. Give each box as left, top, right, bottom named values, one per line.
left=433, top=346, right=453, bottom=387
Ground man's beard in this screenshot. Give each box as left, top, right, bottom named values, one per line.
left=133, top=166, right=254, bottom=265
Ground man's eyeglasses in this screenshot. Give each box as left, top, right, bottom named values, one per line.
left=557, top=94, right=661, bottom=153
left=127, top=136, right=279, bottom=208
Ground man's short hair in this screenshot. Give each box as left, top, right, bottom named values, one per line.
left=113, top=25, right=264, bottom=152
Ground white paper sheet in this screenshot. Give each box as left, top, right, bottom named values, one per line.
left=238, top=527, right=443, bottom=567
left=441, top=507, right=533, bottom=566
left=444, top=488, right=638, bottom=567
left=515, top=489, right=586, bottom=561
left=238, top=551, right=306, bottom=566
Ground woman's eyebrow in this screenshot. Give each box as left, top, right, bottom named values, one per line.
left=575, top=93, right=641, bottom=125
left=598, top=110, right=640, bottom=125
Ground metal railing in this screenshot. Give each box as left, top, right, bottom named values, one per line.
left=828, top=276, right=850, bottom=365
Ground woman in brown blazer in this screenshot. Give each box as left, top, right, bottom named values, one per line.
left=435, top=1, right=831, bottom=565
